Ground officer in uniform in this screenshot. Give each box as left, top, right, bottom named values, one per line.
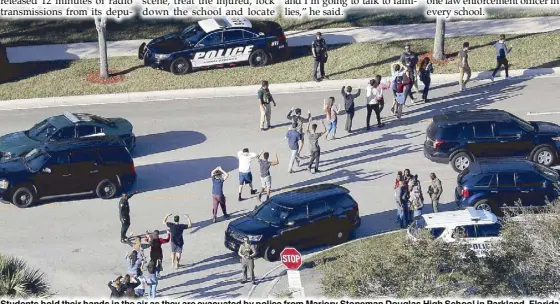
left=119, top=191, right=139, bottom=243
left=311, top=32, right=328, bottom=82
left=238, top=237, right=257, bottom=284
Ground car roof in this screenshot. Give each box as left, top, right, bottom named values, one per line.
left=420, top=207, right=497, bottom=228
left=271, top=184, right=350, bottom=208
left=432, top=109, right=511, bottom=124
left=197, top=17, right=252, bottom=33
left=468, top=158, right=535, bottom=174
left=44, top=136, right=126, bottom=153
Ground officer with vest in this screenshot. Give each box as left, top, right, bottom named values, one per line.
left=312, top=32, right=328, bottom=82
left=238, top=237, right=257, bottom=284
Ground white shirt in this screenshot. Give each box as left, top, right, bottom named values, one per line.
left=366, top=85, right=382, bottom=105
left=237, top=151, right=257, bottom=173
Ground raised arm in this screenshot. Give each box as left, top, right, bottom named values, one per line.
left=341, top=86, right=347, bottom=97
left=219, top=166, right=229, bottom=180
left=210, top=167, right=220, bottom=178
left=184, top=214, right=193, bottom=228
left=163, top=213, right=171, bottom=226
left=302, top=110, right=311, bottom=123
left=271, top=152, right=280, bottom=166
left=353, top=88, right=361, bottom=98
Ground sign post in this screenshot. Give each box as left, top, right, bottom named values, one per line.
left=280, top=247, right=305, bottom=298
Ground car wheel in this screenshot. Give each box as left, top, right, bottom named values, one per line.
left=473, top=199, right=502, bottom=216
left=96, top=179, right=118, bottom=199
left=138, top=42, right=146, bottom=59
left=332, top=229, right=349, bottom=245
left=263, top=243, right=283, bottom=262
left=12, top=186, right=35, bottom=208
left=249, top=49, right=269, bottom=67
left=450, top=152, right=473, bottom=173
left=533, top=146, right=556, bottom=166
left=170, top=57, right=191, bottom=75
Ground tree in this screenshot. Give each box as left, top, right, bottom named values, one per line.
left=94, top=16, right=109, bottom=79
left=0, top=254, right=49, bottom=297
left=433, top=18, right=446, bottom=61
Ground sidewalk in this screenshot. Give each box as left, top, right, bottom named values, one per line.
left=6, top=16, right=560, bottom=63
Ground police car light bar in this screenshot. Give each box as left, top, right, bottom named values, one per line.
left=63, top=111, right=80, bottom=123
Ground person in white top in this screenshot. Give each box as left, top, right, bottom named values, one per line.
left=390, top=63, right=406, bottom=114
left=237, top=148, right=263, bottom=201
left=366, top=77, right=391, bottom=129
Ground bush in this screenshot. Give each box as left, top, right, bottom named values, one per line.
left=0, top=254, right=49, bottom=298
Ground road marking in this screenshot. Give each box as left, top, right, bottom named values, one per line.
left=527, top=111, right=560, bottom=116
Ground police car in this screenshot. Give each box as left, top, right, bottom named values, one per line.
left=138, top=17, right=288, bottom=75
left=407, top=208, right=502, bottom=257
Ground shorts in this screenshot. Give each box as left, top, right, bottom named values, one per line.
left=239, top=172, right=253, bottom=185
left=261, top=175, right=272, bottom=189
left=171, top=242, right=183, bottom=253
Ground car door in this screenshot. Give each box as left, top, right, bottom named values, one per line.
left=494, top=122, right=534, bottom=157
left=496, top=172, right=521, bottom=209
left=76, top=125, right=103, bottom=138
left=191, top=31, right=224, bottom=68
left=31, top=151, right=72, bottom=197
left=278, top=205, right=311, bottom=248
left=49, top=126, right=76, bottom=142
left=69, top=149, right=101, bottom=193
left=515, top=171, right=547, bottom=207
left=222, top=29, right=252, bottom=65
left=468, top=122, right=501, bottom=157
left=306, top=200, right=336, bottom=246
left=470, top=223, right=501, bottom=255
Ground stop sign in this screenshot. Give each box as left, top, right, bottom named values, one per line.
left=280, top=247, right=302, bottom=270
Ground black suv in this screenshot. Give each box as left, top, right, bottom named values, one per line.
left=456, top=158, right=560, bottom=216
left=0, top=137, right=136, bottom=208
left=424, top=109, right=560, bottom=173
left=224, top=184, right=361, bottom=262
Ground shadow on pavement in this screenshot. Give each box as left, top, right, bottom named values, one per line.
left=133, top=130, right=206, bottom=158
left=190, top=210, right=250, bottom=234
left=160, top=270, right=243, bottom=298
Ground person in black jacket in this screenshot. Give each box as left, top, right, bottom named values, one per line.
left=341, top=86, right=361, bottom=133
left=311, top=32, right=328, bottom=82
left=119, top=191, right=139, bottom=243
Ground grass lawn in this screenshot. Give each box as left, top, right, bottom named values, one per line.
left=0, top=9, right=558, bottom=47
left=1, top=31, right=559, bottom=101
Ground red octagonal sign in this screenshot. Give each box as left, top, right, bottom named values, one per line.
left=280, top=247, right=302, bottom=270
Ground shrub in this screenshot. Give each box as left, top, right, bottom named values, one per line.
left=0, top=254, right=49, bottom=298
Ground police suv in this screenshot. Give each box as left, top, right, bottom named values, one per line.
left=138, top=17, right=288, bottom=75
left=407, top=208, right=502, bottom=257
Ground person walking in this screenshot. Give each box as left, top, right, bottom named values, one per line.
left=125, top=250, right=143, bottom=277
left=375, top=74, right=389, bottom=113
left=408, top=175, right=424, bottom=222
left=458, top=41, right=471, bottom=91
left=258, top=80, right=276, bottom=131
left=400, top=44, right=419, bottom=103
left=211, top=166, right=230, bottom=222
left=491, top=34, right=513, bottom=81
left=163, top=213, right=192, bottom=269
left=119, top=191, right=140, bottom=243
left=395, top=178, right=408, bottom=229
left=418, top=57, right=434, bottom=102
left=311, top=32, right=328, bottom=82
left=145, top=230, right=170, bottom=278
left=390, top=63, right=406, bottom=114
left=237, top=148, right=263, bottom=201
left=366, top=78, right=390, bottom=129
left=144, top=261, right=158, bottom=299
left=341, top=86, right=360, bottom=133
left=306, top=120, right=326, bottom=174
left=394, top=74, right=412, bottom=119
left=428, top=172, right=443, bottom=213
left=286, top=122, right=303, bottom=174
left=238, top=236, right=257, bottom=284
left=324, top=97, right=341, bottom=140
left=287, top=107, right=311, bottom=156
left=258, top=152, right=279, bottom=201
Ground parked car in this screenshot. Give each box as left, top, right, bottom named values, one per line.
left=455, top=158, right=560, bottom=216
left=407, top=207, right=501, bottom=257
left=224, top=184, right=361, bottom=261
left=0, top=111, right=135, bottom=159
left=138, top=17, right=288, bottom=75
left=0, top=136, right=137, bottom=208
left=423, top=109, right=560, bottom=173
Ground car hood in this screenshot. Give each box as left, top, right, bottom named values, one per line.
left=105, top=117, right=133, bottom=135
left=0, top=131, right=39, bottom=157
left=229, top=216, right=277, bottom=236
left=0, top=157, right=29, bottom=178
left=531, top=121, right=560, bottom=135
left=147, top=33, right=186, bottom=54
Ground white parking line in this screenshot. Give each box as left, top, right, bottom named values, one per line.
left=526, top=111, right=560, bottom=116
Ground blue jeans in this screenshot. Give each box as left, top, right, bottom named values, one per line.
left=326, top=120, right=337, bottom=138
left=397, top=200, right=409, bottom=228
left=149, top=282, right=158, bottom=298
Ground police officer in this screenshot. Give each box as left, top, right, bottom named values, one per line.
left=238, top=237, right=257, bottom=284
left=119, top=191, right=139, bottom=243
left=311, top=32, right=328, bottom=82
left=428, top=172, right=443, bottom=213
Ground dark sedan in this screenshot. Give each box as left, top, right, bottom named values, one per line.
left=0, top=112, right=135, bottom=159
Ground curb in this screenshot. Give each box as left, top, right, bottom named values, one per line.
left=1, top=67, right=559, bottom=111
left=248, top=229, right=402, bottom=299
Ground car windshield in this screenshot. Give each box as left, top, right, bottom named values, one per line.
left=23, top=149, right=50, bottom=172
left=27, top=120, right=57, bottom=141
left=509, top=113, right=536, bottom=133
left=253, top=202, right=291, bottom=226
left=180, top=25, right=206, bottom=44
left=535, top=163, right=560, bottom=181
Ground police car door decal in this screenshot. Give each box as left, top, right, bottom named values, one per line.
left=191, top=45, right=254, bottom=67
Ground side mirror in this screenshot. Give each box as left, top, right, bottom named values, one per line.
left=286, top=221, right=295, bottom=226
left=42, top=167, right=51, bottom=173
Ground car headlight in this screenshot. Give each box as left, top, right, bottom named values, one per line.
left=154, top=54, right=170, bottom=60
left=247, top=235, right=262, bottom=242
left=0, top=180, right=9, bottom=189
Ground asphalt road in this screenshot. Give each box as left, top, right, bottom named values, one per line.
left=1, top=76, right=560, bottom=298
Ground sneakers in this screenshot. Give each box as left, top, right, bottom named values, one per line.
left=505, top=76, right=511, bottom=80
left=238, top=194, right=242, bottom=201
left=223, top=213, right=230, bottom=219
left=250, top=189, right=258, bottom=195
left=213, top=216, right=217, bottom=223
left=490, top=75, right=495, bottom=82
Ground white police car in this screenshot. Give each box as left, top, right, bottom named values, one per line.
left=407, top=208, right=502, bottom=257
left=139, top=17, right=289, bottom=75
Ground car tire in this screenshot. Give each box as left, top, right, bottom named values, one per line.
left=170, top=57, right=191, bottom=75
left=450, top=152, right=473, bottom=173
left=249, top=49, right=269, bottom=67
left=473, top=199, right=502, bottom=216
left=263, top=243, right=283, bottom=262
left=96, top=179, right=118, bottom=199
left=332, top=229, right=350, bottom=245
left=138, top=43, right=146, bottom=59
left=12, top=186, right=35, bottom=208
left=532, top=146, right=557, bottom=167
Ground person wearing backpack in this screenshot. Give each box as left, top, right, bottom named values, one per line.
left=491, top=34, right=513, bottom=81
